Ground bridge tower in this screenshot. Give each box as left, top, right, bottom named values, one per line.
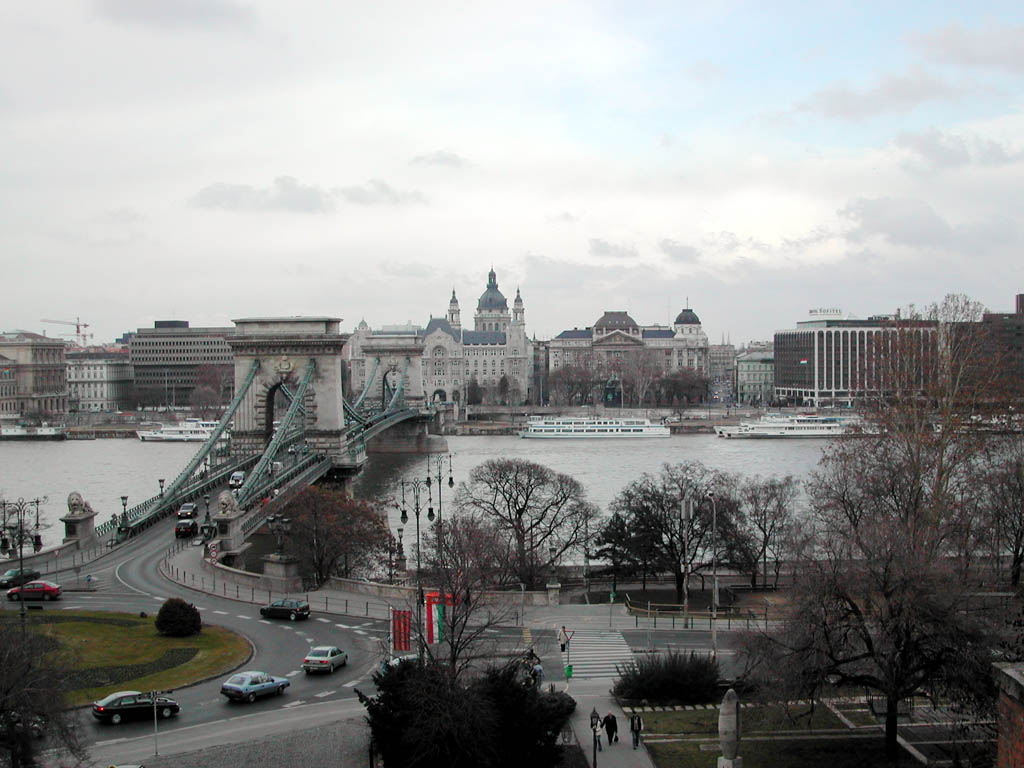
left=227, top=317, right=349, bottom=463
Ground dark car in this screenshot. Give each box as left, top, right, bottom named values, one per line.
left=220, top=671, right=289, bottom=702
left=259, top=598, right=310, bottom=621
left=0, top=568, right=41, bottom=588
left=174, top=519, right=198, bottom=538
left=7, top=581, right=61, bottom=601
left=92, top=691, right=180, bottom=724
left=177, top=503, right=198, bottom=519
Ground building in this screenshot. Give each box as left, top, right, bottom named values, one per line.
left=345, top=269, right=534, bottom=405
left=981, top=293, right=1024, bottom=398
left=773, top=310, right=937, bottom=407
left=0, top=331, right=68, bottom=418
left=709, top=340, right=736, bottom=384
left=128, top=321, right=235, bottom=407
left=66, top=347, right=133, bottom=412
left=735, top=348, right=774, bottom=406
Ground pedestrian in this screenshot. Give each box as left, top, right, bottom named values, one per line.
left=629, top=713, right=644, bottom=749
left=592, top=722, right=603, bottom=752
left=532, top=661, right=544, bottom=689
left=602, top=712, right=618, bottom=744
left=558, top=626, right=569, bottom=653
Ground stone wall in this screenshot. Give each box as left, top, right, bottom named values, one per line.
left=997, top=663, right=1024, bottom=768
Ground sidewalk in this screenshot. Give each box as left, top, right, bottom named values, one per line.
left=566, top=680, right=657, bottom=768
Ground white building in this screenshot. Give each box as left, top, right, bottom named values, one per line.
left=735, top=348, right=774, bottom=405
left=66, top=347, right=133, bottom=412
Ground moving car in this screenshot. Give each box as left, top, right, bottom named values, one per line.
left=174, top=519, right=198, bottom=538
left=302, top=646, right=348, bottom=673
left=259, top=598, right=310, bottom=621
left=92, top=691, right=180, bottom=724
left=0, top=568, right=41, bottom=588
left=177, top=502, right=198, bottom=519
left=229, top=471, right=245, bottom=488
left=7, top=581, right=61, bottom=601
left=220, top=671, right=289, bottom=702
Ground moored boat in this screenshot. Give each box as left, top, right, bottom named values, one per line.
left=0, top=423, right=67, bottom=441
left=520, top=416, right=670, bottom=439
left=136, top=419, right=222, bottom=442
left=714, top=413, right=859, bottom=439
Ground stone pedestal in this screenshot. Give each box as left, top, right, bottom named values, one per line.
left=262, top=553, right=302, bottom=594
left=61, top=492, right=98, bottom=547
left=212, top=490, right=247, bottom=552
left=546, top=582, right=561, bottom=606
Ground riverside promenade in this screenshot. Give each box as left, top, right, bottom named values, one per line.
left=161, top=543, right=659, bottom=768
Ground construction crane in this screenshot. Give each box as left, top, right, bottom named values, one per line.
left=41, top=317, right=93, bottom=347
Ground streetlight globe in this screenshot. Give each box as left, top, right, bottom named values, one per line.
left=400, top=509, right=408, bottom=525
left=427, top=507, right=435, bottom=523
left=448, top=476, right=454, bottom=488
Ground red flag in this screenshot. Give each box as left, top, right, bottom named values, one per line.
left=393, top=609, right=412, bottom=652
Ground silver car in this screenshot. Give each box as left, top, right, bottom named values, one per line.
left=302, top=646, right=348, bottom=674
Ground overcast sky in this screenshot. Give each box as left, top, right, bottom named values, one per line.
left=2, top=1, right=1022, bottom=346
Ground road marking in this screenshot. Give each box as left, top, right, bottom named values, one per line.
left=314, top=690, right=335, bottom=698
left=316, top=617, right=331, bottom=623
left=335, top=623, right=352, bottom=629
left=259, top=620, right=272, bottom=625
left=282, top=700, right=304, bottom=708
left=286, top=670, right=301, bottom=677
left=93, top=738, right=129, bottom=746
left=214, top=610, right=229, bottom=615
left=236, top=615, right=251, bottom=620
left=354, top=630, right=367, bottom=635
left=343, top=680, right=360, bottom=688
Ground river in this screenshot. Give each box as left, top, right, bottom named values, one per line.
left=1, top=435, right=830, bottom=549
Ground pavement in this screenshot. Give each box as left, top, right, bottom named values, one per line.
left=160, top=544, right=670, bottom=767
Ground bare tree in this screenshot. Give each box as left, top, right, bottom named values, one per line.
left=455, top=459, right=599, bottom=590
left=982, top=436, right=1024, bottom=586
left=736, top=475, right=799, bottom=588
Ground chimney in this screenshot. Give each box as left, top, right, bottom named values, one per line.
left=1016, top=293, right=1023, bottom=315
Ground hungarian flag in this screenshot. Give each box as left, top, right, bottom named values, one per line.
left=425, top=592, right=454, bottom=644
left=799, top=359, right=808, bottom=365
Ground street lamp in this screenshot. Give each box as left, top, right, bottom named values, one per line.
left=709, top=491, right=719, bottom=661
left=400, top=478, right=429, bottom=662
left=680, top=493, right=694, bottom=625
left=203, top=494, right=211, bottom=524
left=425, top=453, right=454, bottom=584
left=0, top=497, right=47, bottom=637
left=158, top=478, right=165, bottom=498
left=120, top=495, right=128, bottom=527
left=590, top=707, right=601, bottom=766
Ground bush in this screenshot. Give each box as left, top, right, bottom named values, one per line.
left=612, top=651, right=719, bottom=703
left=155, top=598, right=202, bottom=637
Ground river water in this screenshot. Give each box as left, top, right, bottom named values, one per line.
left=1, top=435, right=830, bottom=549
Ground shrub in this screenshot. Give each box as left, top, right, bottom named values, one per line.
left=155, top=598, right=202, bottom=637
left=612, top=650, right=719, bottom=703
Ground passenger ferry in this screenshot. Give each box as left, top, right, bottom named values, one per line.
left=137, top=419, right=222, bottom=442
left=520, top=417, right=670, bottom=439
left=0, top=423, right=67, bottom=441
left=714, top=413, right=856, bottom=439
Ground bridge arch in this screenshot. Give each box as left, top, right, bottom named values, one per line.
left=431, top=388, right=447, bottom=403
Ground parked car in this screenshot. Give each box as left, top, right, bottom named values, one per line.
left=229, top=471, right=245, bottom=488
left=174, top=519, right=198, bottom=538
left=0, top=712, right=45, bottom=739
left=177, top=503, right=198, bottom=519
left=302, top=646, right=348, bottom=674
left=259, top=598, right=310, bottom=621
left=7, top=581, right=61, bottom=601
left=220, top=671, right=289, bottom=703
left=92, top=691, right=180, bottom=724
left=0, top=568, right=41, bottom=588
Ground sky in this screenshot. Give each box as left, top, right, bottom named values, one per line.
left=2, top=1, right=1022, bottom=346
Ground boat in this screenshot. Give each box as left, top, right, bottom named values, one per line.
left=137, top=419, right=222, bottom=442
left=714, top=413, right=857, bottom=439
left=520, top=417, right=670, bottom=439
left=0, top=423, right=67, bottom=441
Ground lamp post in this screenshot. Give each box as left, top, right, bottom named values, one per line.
left=709, top=491, right=718, bottom=661
left=158, top=478, right=165, bottom=498
left=680, top=493, right=693, bottom=625
left=120, top=495, right=128, bottom=526
left=590, top=707, right=601, bottom=766
left=425, top=453, right=454, bottom=615
left=0, top=497, right=46, bottom=637
left=400, top=479, right=429, bottom=662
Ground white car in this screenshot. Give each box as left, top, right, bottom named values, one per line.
left=302, top=646, right=348, bottom=673
left=229, top=471, right=245, bottom=488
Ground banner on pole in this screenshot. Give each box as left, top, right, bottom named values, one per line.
left=424, top=592, right=454, bottom=645
left=392, top=609, right=412, bottom=652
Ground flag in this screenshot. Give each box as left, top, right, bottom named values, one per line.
left=425, top=592, right=453, bottom=644
left=799, top=359, right=808, bottom=365
left=392, top=609, right=411, bottom=652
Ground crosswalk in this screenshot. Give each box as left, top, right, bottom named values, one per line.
left=561, top=629, right=635, bottom=680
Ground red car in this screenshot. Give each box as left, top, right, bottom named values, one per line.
left=7, top=581, right=61, bottom=601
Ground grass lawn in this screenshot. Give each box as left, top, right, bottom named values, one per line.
left=3, top=610, right=250, bottom=706
left=642, top=703, right=848, bottom=736
left=647, top=736, right=918, bottom=768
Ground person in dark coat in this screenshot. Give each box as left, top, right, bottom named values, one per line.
left=602, top=712, right=618, bottom=744
left=629, top=713, right=644, bottom=749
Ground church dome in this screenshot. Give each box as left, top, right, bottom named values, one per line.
left=674, top=308, right=701, bottom=325
left=477, top=269, right=508, bottom=311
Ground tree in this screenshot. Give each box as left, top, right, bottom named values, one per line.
left=592, top=511, right=639, bottom=591
left=0, top=623, right=86, bottom=768
left=155, top=597, right=202, bottom=637
left=734, top=475, right=799, bottom=588
left=498, top=375, right=510, bottom=405
left=455, top=459, right=599, bottom=590
left=283, top=487, right=391, bottom=586
left=981, top=437, right=1024, bottom=586
left=466, top=375, right=483, bottom=406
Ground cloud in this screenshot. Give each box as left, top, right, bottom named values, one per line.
left=94, top=0, right=254, bottom=28
left=410, top=150, right=469, bottom=168
left=839, top=197, right=952, bottom=247
left=588, top=238, right=637, bottom=259
left=798, top=71, right=963, bottom=119
left=895, top=129, right=1021, bottom=171
left=193, top=176, right=334, bottom=213
left=551, top=211, right=579, bottom=223
left=913, top=23, right=1024, bottom=73
left=334, top=179, right=425, bottom=206
left=658, top=239, right=700, bottom=263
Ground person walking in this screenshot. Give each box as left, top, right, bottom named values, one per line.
left=532, top=660, right=544, bottom=689
left=602, top=712, right=618, bottom=745
left=629, top=713, right=644, bottom=749
left=558, top=626, right=570, bottom=653
left=592, top=721, right=603, bottom=752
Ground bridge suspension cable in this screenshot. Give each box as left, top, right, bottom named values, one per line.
left=352, top=357, right=379, bottom=409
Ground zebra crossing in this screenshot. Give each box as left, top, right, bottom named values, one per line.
left=561, top=628, right=635, bottom=680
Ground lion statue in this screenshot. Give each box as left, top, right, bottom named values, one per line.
left=217, top=490, right=240, bottom=517
left=66, top=491, right=95, bottom=518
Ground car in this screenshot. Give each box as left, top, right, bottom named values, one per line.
left=229, top=471, right=245, bottom=488
left=92, top=691, right=180, bottom=724
left=174, top=519, right=198, bottom=538
left=259, top=598, right=310, bottom=621
left=7, top=581, right=61, bottom=601
left=302, top=646, right=348, bottom=674
left=381, top=654, right=419, bottom=673
left=177, top=502, right=198, bottom=519
left=220, top=671, right=289, bottom=703
left=0, top=568, right=41, bottom=588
